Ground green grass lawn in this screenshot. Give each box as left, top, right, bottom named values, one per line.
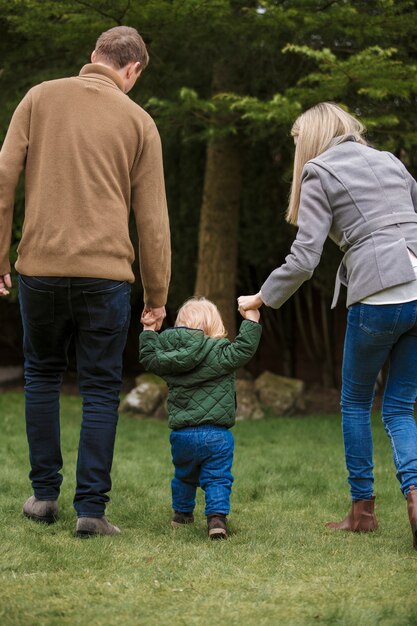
left=1, top=392, right=417, bottom=626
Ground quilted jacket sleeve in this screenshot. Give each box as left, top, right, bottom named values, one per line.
left=139, top=331, right=165, bottom=376
left=216, top=320, right=262, bottom=373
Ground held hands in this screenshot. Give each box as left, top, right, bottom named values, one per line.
left=0, top=274, right=12, bottom=296
left=141, top=305, right=166, bottom=331
left=237, top=292, right=263, bottom=323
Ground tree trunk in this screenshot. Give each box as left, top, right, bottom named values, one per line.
left=194, top=63, right=242, bottom=338
left=294, top=285, right=337, bottom=388
left=194, top=137, right=241, bottom=337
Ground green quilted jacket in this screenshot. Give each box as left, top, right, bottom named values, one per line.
left=139, top=319, right=262, bottom=430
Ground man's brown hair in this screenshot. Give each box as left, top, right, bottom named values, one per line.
left=94, top=26, right=149, bottom=70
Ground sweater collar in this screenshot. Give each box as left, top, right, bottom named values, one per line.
left=79, top=63, right=124, bottom=92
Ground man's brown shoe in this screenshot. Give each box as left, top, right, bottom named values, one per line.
left=326, top=496, right=378, bottom=532
left=75, top=516, right=121, bottom=538
left=207, top=514, right=227, bottom=539
left=23, top=496, right=58, bottom=524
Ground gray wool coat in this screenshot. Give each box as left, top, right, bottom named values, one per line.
left=261, top=140, right=417, bottom=309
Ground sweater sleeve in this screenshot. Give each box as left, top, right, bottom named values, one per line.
left=131, top=120, right=171, bottom=308
left=260, top=164, right=333, bottom=309
left=216, top=320, right=262, bottom=372
left=0, top=90, right=32, bottom=275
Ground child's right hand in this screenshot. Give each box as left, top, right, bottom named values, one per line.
left=239, top=307, right=260, bottom=323
left=141, top=311, right=157, bottom=331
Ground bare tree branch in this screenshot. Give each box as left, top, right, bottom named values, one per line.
left=316, top=1, right=339, bottom=11
left=119, top=0, right=132, bottom=24
left=72, top=0, right=123, bottom=25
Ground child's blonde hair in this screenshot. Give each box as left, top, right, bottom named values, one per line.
left=175, top=297, right=227, bottom=339
left=287, top=102, right=366, bottom=225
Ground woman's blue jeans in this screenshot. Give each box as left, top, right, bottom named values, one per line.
left=342, top=301, right=417, bottom=501
left=18, top=275, right=131, bottom=517
left=170, top=425, right=234, bottom=516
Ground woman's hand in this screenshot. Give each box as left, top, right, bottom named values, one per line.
left=237, top=292, right=263, bottom=312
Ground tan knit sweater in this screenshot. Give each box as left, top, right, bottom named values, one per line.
left=0, top=64, right=171, bottom=307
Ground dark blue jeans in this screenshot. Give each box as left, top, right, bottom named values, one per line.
left=170, top=425, right=234, bottom=516
left=18, top=275, right=131, bottom=517
left=342, top=301, right=417, bottom=501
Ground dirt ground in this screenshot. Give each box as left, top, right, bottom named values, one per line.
left=300, top=385, right=381, bottom=416
left=300, top=385, right=342, bottom=415
left=303, top=386, right=382, bottom=415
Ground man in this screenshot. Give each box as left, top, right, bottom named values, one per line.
left=0, top=26, right=171, bottom=536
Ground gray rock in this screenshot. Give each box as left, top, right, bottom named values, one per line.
left=120, top=373, right=168, bottom=416
left=0, top=366, right=23, bottom=384
left=255, top=371, right=305, bottom=416
left=123, top=370, right=305, bottom=421
left=154, top=398, right=168, bottom=420
left=134, top=373, right=167, bottom=389
left=236, top=379, right=264, bottom=421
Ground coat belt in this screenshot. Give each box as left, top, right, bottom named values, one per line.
left=331, top=213, right=417, bottom=308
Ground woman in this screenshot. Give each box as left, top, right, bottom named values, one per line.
left=238, top=102, right=417, bottom=548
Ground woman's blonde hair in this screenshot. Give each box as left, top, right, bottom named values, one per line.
left=287, top=102, right=366, bottom=225
left=175, top=297, right=227, bottom=339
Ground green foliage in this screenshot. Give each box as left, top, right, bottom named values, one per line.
left=147, top=89, right=301, bottom=141
left=285, top=43, right=417, bottom=106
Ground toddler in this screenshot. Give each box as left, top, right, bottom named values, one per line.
left=139, top=297, right=261, bottom=539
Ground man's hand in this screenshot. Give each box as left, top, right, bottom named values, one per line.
left=237, top=292, right=263, bottom=312
left=0, top=274, right=12, bottom=296
left=141, top=305, right=166, bottom=331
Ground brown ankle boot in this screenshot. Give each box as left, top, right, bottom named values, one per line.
left=406, top=486, right=417, bottom=549
left=326, top=496, right=378, bottom=532
left=207, top=514, right=228, bottom=539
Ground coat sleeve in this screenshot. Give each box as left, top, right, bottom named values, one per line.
left=216, top=320, right=262, bottom=373
left=0, top=90, right=32, bottom=275
left=131, top=119, right=171, bottom=308
left=260, top=164, right=333, bottom=309
left=139, top=331, right=165, bottom=375
left=406, top=173, right=417, bottom=212
left=387, top=153, right=417, bottom=212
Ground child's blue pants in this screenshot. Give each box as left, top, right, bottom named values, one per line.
left=170, top=425, right=234, bottom=516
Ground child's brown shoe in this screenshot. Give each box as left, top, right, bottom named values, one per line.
left=207, top=514, right=227, bottom=539
left=171, top=511, right=194, bottom=528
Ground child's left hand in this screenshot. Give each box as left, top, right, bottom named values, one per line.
left=240, top=308, right=260, bottom=323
